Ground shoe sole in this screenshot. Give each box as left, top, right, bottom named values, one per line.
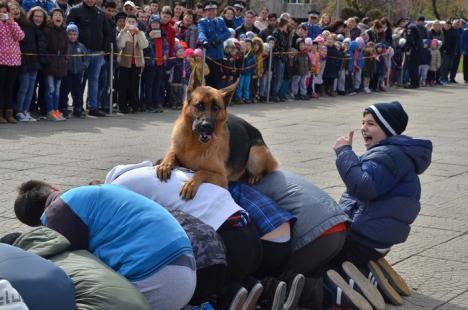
left=342, top=261, right=386, bottom=310
left=283, top=274, right=305, bottom=310
left=242, top=283, right=263, bottom=310
left=271, top=281, right=287, bottom=310
left=374, top=257, right=412, bottom=296
left=326, top=270, right=372, bottom=310
left=368, top=261, right=404, bottom=306
left=229, top=287, right=248, bottom=310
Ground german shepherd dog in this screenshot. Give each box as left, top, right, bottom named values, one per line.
left=156, top=72, right=278, bottom=200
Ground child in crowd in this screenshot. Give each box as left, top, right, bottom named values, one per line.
left=307, top=40, right=320, bottom=98
left=116, top=14, right=148, bottom=114
left=258, top=37, right=273, bottom=102
left=362, top=41, right=376, bottom=94
left=189, top=48, right=209, bottom=84
left=43, top=8, right=67, bottom=121
left=291, top=38, right=311, bottom=100
left=374, top=43, right=388, bottom=91
left=315, top=45, right=327, bottom=97
left=221, top=38, right=241, bottom=88
left=143, top=14, right=167, bottom=113
left=391, top=38, right=406, bottom=87
left=322, top=35, right=342, bottom=97
left=337, top=40, right=351, bottom=95
left=349, top=37, right=365, bottom=94
left=234, top=38, right=255, bottom=104
left=251, top=37, right=264, bottom=103
left=428, top=39, right=441, bottom=86
left=166, top=46, right=190, bottom=109
left=419, top=39, right=431, bottom=87
left=58, top=23, right=88, bottom=119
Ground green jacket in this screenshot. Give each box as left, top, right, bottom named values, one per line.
left=13, top=227, right=150, bottom=310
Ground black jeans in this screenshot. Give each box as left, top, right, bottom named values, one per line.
left=326, top=234, right=384, bottom=269
left=218, top=223, right=262, bottom=283
left=117, top=65, right=141, bottom=112
left=440, top=53, right=454, bottom=81
left=408, top=55, right=420, bottom=87
left=59, top=72, right=84, bottom=114
left=0, top=65, right=20, bottom=110
left=450, top=52, right=461, bottom=81
left=464, top=54, right=468, bottom=82
left=191, top=264, right=226, bottom=305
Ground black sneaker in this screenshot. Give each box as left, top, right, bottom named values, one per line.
left=72, top=111, right=86, bottom=118
left=324, top=270, right=372, bottom=310
left=258, top=277, right=287, bottom=310
left=340, top=261, right=385, bottom=310
left=88, top=109, right=106, bottom=117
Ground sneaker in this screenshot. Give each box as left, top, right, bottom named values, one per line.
left=16, top=113, right=28, bottom=122
left=364, top=87, right=371, bottom=94
left=226, top=286, right=248, bottom=310
left=241, top=278, right=263, bottom=310
left=282, top=273, right=305, bottom=310
left=367, top=260, right=404, bottom=306
left=24, top=112, right=36, bottom=122
left=54, top=110, right=66, bottom=121
left=73, top=111, right=86, bottom=118
left=374, top=257, right=411, bottom=296
left=324, top=270, right=372, bottom=310
left=341, top=261, right=385, bottom=310
left=88, top=109, right=106, bottom=117
left=47, top=111, right=60, bottom=121
left=258, top=277, right=287, bottom=310
left=311, top=92, right=319, bottom=98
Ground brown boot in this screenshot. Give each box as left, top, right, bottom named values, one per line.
left=5, top=109, right=17, bottom=124
left=0, top=110, right=7, bottom=124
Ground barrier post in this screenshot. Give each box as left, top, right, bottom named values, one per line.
left=201, top=47, right=206, bottom=86
left=109, top=43, right=114, bottom=115
left=266, top=47, right=273, bottom=103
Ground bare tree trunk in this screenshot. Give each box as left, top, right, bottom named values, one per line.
left=432, top=0, right=441, bottom=19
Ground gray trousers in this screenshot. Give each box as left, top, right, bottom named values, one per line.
left=132, top=255, right=197, bottom=310
left=291, top=75, right=308, bottom=96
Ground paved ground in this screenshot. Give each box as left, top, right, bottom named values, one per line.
left=1, top=81, right=467, bottom=309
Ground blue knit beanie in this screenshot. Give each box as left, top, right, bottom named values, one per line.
left=366, top=101, right=409, bottom=136
left=66, top=22, right=79, bottom=35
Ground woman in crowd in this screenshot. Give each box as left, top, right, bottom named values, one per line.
left=222, top=6, right=236, bottom=29
left=175, top=9, right=198, bottom=49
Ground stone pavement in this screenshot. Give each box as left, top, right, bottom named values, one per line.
left=1, top=82, right=468, bottom=309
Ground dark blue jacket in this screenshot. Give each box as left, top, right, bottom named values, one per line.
left=197, top=17, right=231, bottom=60
left=0, top=244, right=76, bottom=310
left=67, top=41, right=89, bottom=74
left=306, top=23, right=322, bottom=40
left=461, top=28, right=468, bottom=54
left=420, top=47, right=431, bottom=65
left=22, top=0, right=57, bottom=13
left=336, top=135, right=432, bottom=249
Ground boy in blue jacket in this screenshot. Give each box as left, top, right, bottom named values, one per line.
left=329, top=101, right=432, bottom=306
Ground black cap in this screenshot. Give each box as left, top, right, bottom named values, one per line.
left=417, top=15, right=425, bottom=22
left=366, top=101, right=408, bottom=136
left=308, top=10, right=320, bottom=18
left=115, top=12, right=127, bottom=21
left=203, top=0, right=218, bottom=10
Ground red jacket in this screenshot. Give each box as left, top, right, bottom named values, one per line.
left=161, top=22, right=175, bottom=57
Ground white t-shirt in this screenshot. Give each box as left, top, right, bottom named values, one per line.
left=105, top=161, right=243, bottom=230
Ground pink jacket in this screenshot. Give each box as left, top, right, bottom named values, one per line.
left=0, top=21, right=25, bottom=66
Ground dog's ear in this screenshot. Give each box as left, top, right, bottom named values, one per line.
left=187, top=66, right=203, bottom=95
left=220, top=79, right=239, bottom=107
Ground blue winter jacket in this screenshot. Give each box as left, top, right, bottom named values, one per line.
left=198, top=17, right=231, bottom=60
left=461, top=28, right=468, bottom=55
left=348, top=41, right=364, bottom=72
left=41, top=184, right=192, bottom=282
left=335, top=135, right=432, bottom=249
left=306, top=23, right=322, bottom=40
left=22, top=0, right=57, bottom=13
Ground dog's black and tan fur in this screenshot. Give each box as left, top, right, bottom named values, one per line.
left=156, top=72, right=278, bottom=199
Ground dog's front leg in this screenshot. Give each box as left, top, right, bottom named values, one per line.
left=156, top=149, right=178, bottom=181
left=180, top=170, right=228, bottom=200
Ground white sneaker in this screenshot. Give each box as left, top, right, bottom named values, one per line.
left=16, top=113, right=28, bottom=122
left=364, top=87, right=371, bottom=94
left=24, top=111, right=37, bottom=122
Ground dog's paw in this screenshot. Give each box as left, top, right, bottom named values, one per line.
left=248, top=174, right=263, bottom=185
left=156, top=163, right=173, bottom=181
left=180, top=179, right=199, bottom=200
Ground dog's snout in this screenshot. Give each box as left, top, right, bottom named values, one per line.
left=200, top=121, right=213, bottom=132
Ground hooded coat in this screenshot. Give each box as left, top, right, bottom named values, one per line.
left=13, top=227, right=150, bottom=310
left=336, top=135, right=433, bottom=249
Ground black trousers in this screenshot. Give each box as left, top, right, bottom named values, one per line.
left=191, top=264, right=226, bottom=305
left=450, top=52, right=461, bottom=81
left=254, top=240, right=292, bottom=278
left=117, top=65, right=141, bottom=112
left=408, top=56, right=420, bottom=87
left=327, top=234, right=384, bottom=269
left=206, top=58, right=223, bottom=89
left=0, top=65, right=20, bottom=110
left=464, top=55, right=468, bottom=82
left=218, top=223, right=262, bottom=283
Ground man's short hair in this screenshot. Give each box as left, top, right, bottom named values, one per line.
left=161, top=5, right=172, bottom=15
left=268, top=13, right=277, bottom=19
left=104, top=1, right=116, bottom=9
left=245, top=10, right=256, bottom=17
left=14, top=180, right=52, bottom=227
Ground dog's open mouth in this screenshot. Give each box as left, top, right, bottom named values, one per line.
left=199, top=133, right=212, bottom=144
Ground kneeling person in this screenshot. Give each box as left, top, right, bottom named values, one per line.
left=14, top=181, right=196, bottom=310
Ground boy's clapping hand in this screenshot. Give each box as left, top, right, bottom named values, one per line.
left=333, top=130, right=354, bottom=151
